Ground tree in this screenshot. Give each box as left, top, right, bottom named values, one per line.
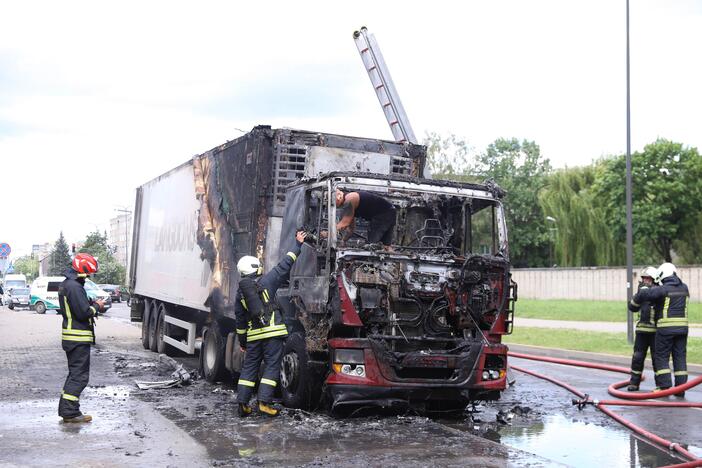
left=539, top=166, right=621, bottom=266
left=423, top=132, right=476, bottom=179
left=474, top=138, right=553, bottom=267
left=13, top=255, right=39, bottom=282
left=675, top=211, right=702, bottom=264
left=79, top=230, right=126, bottom=285
left=592, top=139, right=702, bottom=263
left=49, top=232, right=72, bottom=275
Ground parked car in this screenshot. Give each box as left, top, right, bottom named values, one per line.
left=98, top=284, right=123, bottom=303
left=5, top=287, right=31, bottom=310
left=84, top=279, right=112, bottom=312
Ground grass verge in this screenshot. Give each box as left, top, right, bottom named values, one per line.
left=504, top=326, right=702, bottom=365
left=516, top=299, right=702, bottom=324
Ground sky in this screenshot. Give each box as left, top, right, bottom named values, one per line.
left=0, top=0, right=700, bottom=259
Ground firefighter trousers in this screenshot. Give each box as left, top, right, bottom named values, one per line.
left=237, top=337, right=284, bottom=405
left=630, top=331, right=656, bottom=386
left=58, top=343, right=91, bottom=418
left=653, top=332, right=688, bottom=389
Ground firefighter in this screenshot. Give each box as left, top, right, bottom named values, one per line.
left=630, top=262, right=689, bottom=395
left=58, top=253, right=105, bottom=423
left=626, top=266, right=658, bottom=391
left=234, top=230, right=306, bottom=417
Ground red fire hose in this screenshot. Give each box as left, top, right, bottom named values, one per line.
left=508, top=351, right=702, bottom=467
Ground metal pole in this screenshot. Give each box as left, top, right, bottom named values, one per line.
left=625, top=0, right=634, bottom=344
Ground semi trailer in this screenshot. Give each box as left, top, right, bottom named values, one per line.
left=129, top=125, right=515, bottom=411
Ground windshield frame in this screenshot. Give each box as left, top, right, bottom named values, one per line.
left=329, top=177, right=509, bottom=258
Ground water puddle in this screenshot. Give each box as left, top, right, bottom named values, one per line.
left=478, top=413, right=684, bottom=467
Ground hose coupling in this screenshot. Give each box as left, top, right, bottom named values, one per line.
left=571, top=394, right=593, bottom=410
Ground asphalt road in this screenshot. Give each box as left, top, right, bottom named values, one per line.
left=1, top=302, right=700, bottom=467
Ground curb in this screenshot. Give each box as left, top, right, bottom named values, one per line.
left=506, top=343, right=702, bottom=375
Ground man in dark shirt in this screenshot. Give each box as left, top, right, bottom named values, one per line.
left=332, top=189, right=396, bottom=246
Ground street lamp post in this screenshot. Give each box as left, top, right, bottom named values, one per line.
left=625, top=0, right=634, bottom=344
left=546, top=216, right=558, bottom=267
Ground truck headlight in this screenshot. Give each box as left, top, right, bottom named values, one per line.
left=333, top=349, right=364, bottom=364
left=332, top=349, right=366, bottom=378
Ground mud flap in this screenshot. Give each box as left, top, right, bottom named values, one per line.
left=225, top=332, right=245, bottom=375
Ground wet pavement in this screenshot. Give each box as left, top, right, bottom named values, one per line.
left=2, top=303, right=700, bottom=467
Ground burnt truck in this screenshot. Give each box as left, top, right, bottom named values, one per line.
left=129, top=125, right=515, bottom=411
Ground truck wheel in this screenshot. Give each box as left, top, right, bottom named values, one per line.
left=200, top=322, right=229, bottom=383
left=281, top=333, right=322, bottom=410
left=35, top=302, right=46, bottom=315
left=155, top=303, right=172, bottom=355
left=141, top=299, right=151, bottom=349
left=8, top=304, right=14, bottom=310
left=148, top=301, right=159, bottom=352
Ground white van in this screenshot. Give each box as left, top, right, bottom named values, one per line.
left=3, top=273, right=27, bottom=290
left=30, top=276, right=112, bottom=314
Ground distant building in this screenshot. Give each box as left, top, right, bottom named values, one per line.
left=109, top=212, right=132, bottom=269
left=32, top=243, right=52, bottom=260
left=38, top=254, right=52, bottom=277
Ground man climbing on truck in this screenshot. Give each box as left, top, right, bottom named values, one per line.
left=322, top=188, right=396, bottom=246
left=234, top=230, right=307, bottom=417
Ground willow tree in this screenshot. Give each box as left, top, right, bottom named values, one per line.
left=539, top=166, right=621, bottom=266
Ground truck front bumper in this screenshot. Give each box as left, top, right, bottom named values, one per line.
left=326, top=338, right=507, bottom=410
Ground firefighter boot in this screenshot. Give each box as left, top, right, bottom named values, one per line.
left=238, top=403, right=253, bottom=418
left=258, top=401, right=280, bottom=417
left=62, top=414, right=93, bottom=423
left=626, top=383, right=639, bottom=391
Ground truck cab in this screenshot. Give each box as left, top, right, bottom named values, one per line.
left=277, top=172, right=515, bottom=411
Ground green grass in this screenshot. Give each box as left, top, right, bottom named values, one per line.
left=504, top=326, right=702, bottom=364
left=516, top=299, right=702, bottom=324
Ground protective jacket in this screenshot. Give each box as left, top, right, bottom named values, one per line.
left=234, top=244, right=301, bottom=345
left=631, top=275, right=689, bottom=335
left=628, top=283, right=656, bottom=333
left=58, top=269, right=98, bottom=345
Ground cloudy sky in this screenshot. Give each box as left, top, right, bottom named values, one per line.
left=0, top=0, right=700, bottom=259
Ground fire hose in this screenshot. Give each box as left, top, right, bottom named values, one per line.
left=508, top=351, right=702, bottom=467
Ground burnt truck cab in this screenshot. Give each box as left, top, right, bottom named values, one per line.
left=277, top=171, right=516, bottom=411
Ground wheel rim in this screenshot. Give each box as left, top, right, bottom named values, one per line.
left=36, top=302, right=45, bottom=313
left=205, top=332, right=217, bottom=370
left=280, top=352, right=299, bottom=391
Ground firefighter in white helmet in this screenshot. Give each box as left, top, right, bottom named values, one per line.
left=234, top=230, right=307, bottom=416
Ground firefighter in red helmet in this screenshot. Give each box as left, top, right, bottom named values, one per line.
left=57, top=253, right=105, bottom=423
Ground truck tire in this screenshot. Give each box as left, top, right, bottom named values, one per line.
left=35, top=302, right=46, bottom=315
left=155, top=303, right=172, bottom=355
left=148, top=301, right=159, bottom=352
left=8, top=304, right=14, bottom=310
left=141, top=299, right=151, bottom=349
left=200, top=322, right=230, bottom=383
left=281, top=333, right=322, bottom=410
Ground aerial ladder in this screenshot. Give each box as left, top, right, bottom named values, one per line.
left=352, top=27, right=418, bottom=145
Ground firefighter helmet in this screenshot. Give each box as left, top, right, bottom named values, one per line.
left=237, top=255, right=262, bottom=276
left=72, top=253, right=99, bottom=275
left=640, top=266, right=658, bottom=280
left=657, top=262, right=677, bottom=282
